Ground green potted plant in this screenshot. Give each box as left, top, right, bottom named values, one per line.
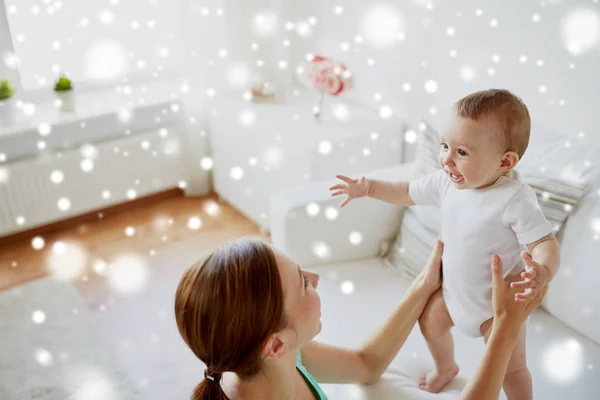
left=54, top=74, right=75, bottom=112
left=0, top=79, right=16, bottom=126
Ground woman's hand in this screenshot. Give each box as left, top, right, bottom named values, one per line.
left=416, top=239, right=444, bottom=294
left=491, top=254, right=547, bottom=326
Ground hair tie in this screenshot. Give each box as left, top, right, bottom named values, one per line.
left=204, top=369, right=221, bottom=382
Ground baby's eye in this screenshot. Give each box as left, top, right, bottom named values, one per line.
left=440, top=143, right=448, bottom=150
left=458, top=149, right=468, bottom=156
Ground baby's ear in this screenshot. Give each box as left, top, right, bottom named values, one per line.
left=500, top=151, right=519, bottom=170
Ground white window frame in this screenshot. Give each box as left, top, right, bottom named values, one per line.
left=0, top=0, right=183, bottom=104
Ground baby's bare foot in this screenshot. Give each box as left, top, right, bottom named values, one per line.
left=419, top=364, right=459, bottom=393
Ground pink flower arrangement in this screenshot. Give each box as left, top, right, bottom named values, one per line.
left=303, top=55, right=354, bottom=118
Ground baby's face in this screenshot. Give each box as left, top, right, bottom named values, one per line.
left=438, top=115, right=507, bottom=190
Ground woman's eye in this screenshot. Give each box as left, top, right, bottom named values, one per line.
left=304, top=276, right=309, bottom=288
left=458, top=149, right=468, bottom=156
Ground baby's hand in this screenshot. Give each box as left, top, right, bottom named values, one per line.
left=510, top=251, right=551, bottom=303
left=329, top=175, right=370, bottom=207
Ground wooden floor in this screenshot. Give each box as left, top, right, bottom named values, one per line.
left=0, top=191, right=266, bottom=291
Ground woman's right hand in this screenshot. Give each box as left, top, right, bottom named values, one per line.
left=490, top=254, right=547, bottom=326
left=329, top=175, right=370, bottom=207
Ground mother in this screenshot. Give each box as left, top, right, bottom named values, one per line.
left=174, top=237, right=546, bottom=400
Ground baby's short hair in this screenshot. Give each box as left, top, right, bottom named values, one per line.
left=454, top=89, right=531, bottom=159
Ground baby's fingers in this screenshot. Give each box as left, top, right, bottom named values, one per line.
left=329, top=184, right=345, bottom=191
left=331, top=190, right=345, bottom=197
left=340, top=197, right=352, bottom=207
left=510, top=279, right=536, bottom=289
left=521, top=269, right=536, bottom=280
left=336, top=175, right=356, bottom=184
left=515, top=289, right=537, bottom=302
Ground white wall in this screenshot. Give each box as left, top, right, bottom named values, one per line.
left=289, top=0, right=600, bottom=145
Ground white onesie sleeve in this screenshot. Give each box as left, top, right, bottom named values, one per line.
left=503, top=184, right=555, bottom=244
left=408, top=169, right=448, bottom=207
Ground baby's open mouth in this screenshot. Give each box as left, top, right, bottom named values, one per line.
left=447, top=171, right=464, bottom=183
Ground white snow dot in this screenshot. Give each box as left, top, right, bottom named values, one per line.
left=230, top=167, right=244, bottom=180
left=35, top=349, right=53, bottom=366
left=203, top=201, right=221, bottom=217
left=57, top=198, right=71, bottom=211
left=533, top=14, right=541, bottom=23
left=312, top=242, right=330, bottom=259
left=424, top=80, right=438, bottom=93
left=341, top=280, right=355, bottom=294
left=349, top=231, right=363, bottom=245
left=318, top=141, right=332, bottom=155
left=404, top=130, right=418, bottom=143
left=325, top=207, right=339, bottom=220
left=38, top=123, right=51, bottom=136
left=306, top=203, right=320, bottom=217
left=23, top=102, right=36, bottom=115
left=16, top=216, right=25, bottom=225
left=124, top=226, right=135, bottom=237
left=106, top=253, right=149, bottom=295
left=239, top=110, right=256, bottom=127
left=80, top=159, right=94, bottom=172
left=92, top=259, right=107, bottom=275
left=32, top=236, right=45, bottom=250
left=200, top=157, right=214, bottom=170
left=102, top=190, right=111, bottom=200
left=490, top=19, right=499, bottom=27
left=126, top=189, right=137, bottom=199
left=187, top=217, right=202, bottom=230
left=459, top=65, right=476, bottom=81
left=446, top=27, right=455, bottom=36
left=542, top=339, right=583, bottom=383
left=50, top=170, right=64, bottom=184
left=32, top=311, right=46, bottom=324
left=379, top=105, right=393, bottom=119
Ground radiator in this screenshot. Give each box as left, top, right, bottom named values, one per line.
left=0, top=126, right=192, bottom=237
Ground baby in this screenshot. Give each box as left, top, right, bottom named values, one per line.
left=330, top=89, right=560, bottom=400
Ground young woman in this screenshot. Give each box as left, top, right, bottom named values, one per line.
left=174, top=238, right=546, bottom=400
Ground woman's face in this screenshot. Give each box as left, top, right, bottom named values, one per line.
left=274, top=248, right=322, bottom=346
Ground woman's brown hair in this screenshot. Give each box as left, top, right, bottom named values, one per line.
left=174, top=238, right=287, bottom=400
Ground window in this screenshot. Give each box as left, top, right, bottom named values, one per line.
left=1, top=0, right=186, bottom=92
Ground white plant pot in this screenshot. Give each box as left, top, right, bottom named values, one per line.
left=0, top=97, right=17, bottom=126
left=56, top=90, right=75, bottom=112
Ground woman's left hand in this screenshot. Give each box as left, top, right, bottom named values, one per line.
left=417, top=239, right=444, bottom=293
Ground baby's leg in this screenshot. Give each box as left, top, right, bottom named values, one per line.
left=418, top=288, right=458, bottom=393
left=481, top=318, right=531, bottom=400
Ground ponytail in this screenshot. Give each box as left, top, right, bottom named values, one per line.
left=190, top=374, right=229, bottom=400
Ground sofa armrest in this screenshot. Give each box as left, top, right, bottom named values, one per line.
left=269, top=163, right=416, bottom=266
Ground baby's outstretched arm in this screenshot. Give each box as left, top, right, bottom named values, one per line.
left=330, top=175, right=415, bottom=207
left=510, top=233, right=560, bottom=302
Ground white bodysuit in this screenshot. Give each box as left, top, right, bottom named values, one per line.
left=409, top=169, right=554, bottom=337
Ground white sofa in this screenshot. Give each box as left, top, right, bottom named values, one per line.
left=270, top=162, right=600, bottom=399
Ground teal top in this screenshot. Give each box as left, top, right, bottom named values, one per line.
left=296, top=350, right=329, bottom=399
